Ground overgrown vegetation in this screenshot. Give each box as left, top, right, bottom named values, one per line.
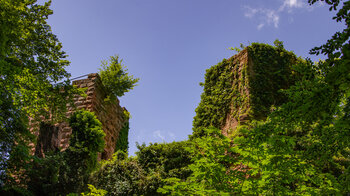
left=247, top=42, right=298, bottom=118
left=1, top=0, right=349, bottom=195
left=26, top=110, right=105, bottom=195
left=0, top=0, right=83, bottom=187
left=0, top=1, right=137, bottom=194
left=115, top=110, right=130, bottom=152
left=89, top=141, right=192, bottom=195
left=192, top=40, right=299, bottom=138
left=191, top=57, right=236, bottom=138
left=99, top=55, right=139, bottom=99
left=159, top=128, right=236, bottom=195
left=158, top=0, right=350, bottom=194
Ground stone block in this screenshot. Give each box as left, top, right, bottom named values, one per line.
left=29, top=73, right=127, bottom=161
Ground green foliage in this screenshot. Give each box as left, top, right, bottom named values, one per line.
left=230, top=58, right=349, bottom=194
left=26, top=152, right=62, bottom=195
left=178, top=2, right=350, bottom=195
left=228, top=43, right=245, bottom=53
left=2, top=135, right=34, bottom=186
left=247, top=42, right=298, bottom=119
left=99, top=55, right=139, bottom=98
left=81, top=184, right=107, bottom=196
left=0, top=185, right=34, bottom=196
left=58, top=110, right=105, bottom=195
left=1, top=0, right=348, bottom=195
left=136, top=141, right=192, bottom=180
left=273, top=39, right=284, bottom=49
left=0, top=0, right=81, bottom=184
left=27, top=110, right=106, bottom=195
left=69, top=110, right=106, bottom=155
left=192, top=42, right=298, bottom=138
left=0, top=0, right=74, bottom=124
left=308, top=0, right=349, bottom=57
left=163, top=58, right=349, bottom=194
left=115, top=110, right=130, bottom=152
left=90, top=152, right=145, bottom=196
left=90, top=141, right=192, bottom=195
left=192, top=58, right=236, bottom=138
left=158, top=128, right=237, bottom=195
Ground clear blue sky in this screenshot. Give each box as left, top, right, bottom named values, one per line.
left=39, top=0, right=344, bottom=155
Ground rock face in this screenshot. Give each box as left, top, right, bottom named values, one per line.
left=32, top=73, right=126, bottom=160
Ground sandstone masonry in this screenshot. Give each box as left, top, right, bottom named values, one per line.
left=31, top=73, right=127, bottom=160
left=220, top=47, right=295, bottom=136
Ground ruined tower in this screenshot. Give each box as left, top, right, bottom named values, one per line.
left=192, top=43, right=298, bottom=137
left=31, top=73, right=127, bottom=160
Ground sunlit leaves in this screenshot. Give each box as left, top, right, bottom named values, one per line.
left=99, top=55, right=139, bottom=98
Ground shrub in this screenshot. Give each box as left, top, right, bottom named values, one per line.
left=99, top=55, right=139, bottom=98
left=27, top=110, right=105, bottom=195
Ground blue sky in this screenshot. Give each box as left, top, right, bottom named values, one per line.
left=39, top=0, right=344, bottom=155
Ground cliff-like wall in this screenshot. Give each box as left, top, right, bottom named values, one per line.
left=221, top=49, right=251, bottom=135
left=192, top=43, right=297, bottom=138
left=31, top=73, right=127, bottom=160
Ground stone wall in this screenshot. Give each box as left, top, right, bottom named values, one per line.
left=221, top=49, right=251, bottom=135
left=31, top=73, right=126, bottom=160
left=221, top=47, right=295, bottom=135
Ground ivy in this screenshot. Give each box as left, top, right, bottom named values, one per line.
left=115, top=110, right=130, bottom=152
left=26, top=110, right=106, bottom=195
left=0, top=0, right=83, bottom=185
left=192, top=58, right=236, bottom=138
left=69, top=110, right=105, bottom=156
left=247, top=42, right=299, bottom=119
left=192, top=42, right=300, bottom=138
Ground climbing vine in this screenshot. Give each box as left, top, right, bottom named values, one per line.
left=115, top=110, right=130, bottom=152
left=192, top=42, right=299, bottom=138
left=26, top=110, right=106, bottom=195
left=247, top=42, right=299, bottom=119
left=192, top=58, right=236, bottom=138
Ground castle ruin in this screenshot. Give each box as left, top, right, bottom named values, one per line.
left=30, top=73, right=127, bottom=160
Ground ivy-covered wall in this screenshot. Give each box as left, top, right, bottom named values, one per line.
left=248, top=43, right=297, bottom=119
left=192, top=43, right=299, bottom=138
left=30, top=73, right=129, bottom=160
left=115, top=109, right=130, bottom=152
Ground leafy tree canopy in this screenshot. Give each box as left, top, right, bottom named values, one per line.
left=161, top=0, right=350, bottom=194
left=90, top=141, right=192, bottom=196
left=99, top=55, right=139, bottom=98
left=69, top=110, right=105, bottom=154
left=0, top=0, right=80, bottom=185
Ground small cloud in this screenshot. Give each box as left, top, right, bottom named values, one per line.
left=265, top=9, right=279, bottom=28
left=243, top=0, right=310, bottom=30
left=257, top=23, right=265, bottom=30
left=135, top=129, right=145, bottom=141
left=168, top=132, right=175, bottom=140
left=280, top=0, right=304, bottom=10
left=153, top=130, right=165, bottom=141
left=151, top=130, right=177, bottom=143
left=243, top=7, right=279, bottom=29
left=244, top=6, right=258, bottom=18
